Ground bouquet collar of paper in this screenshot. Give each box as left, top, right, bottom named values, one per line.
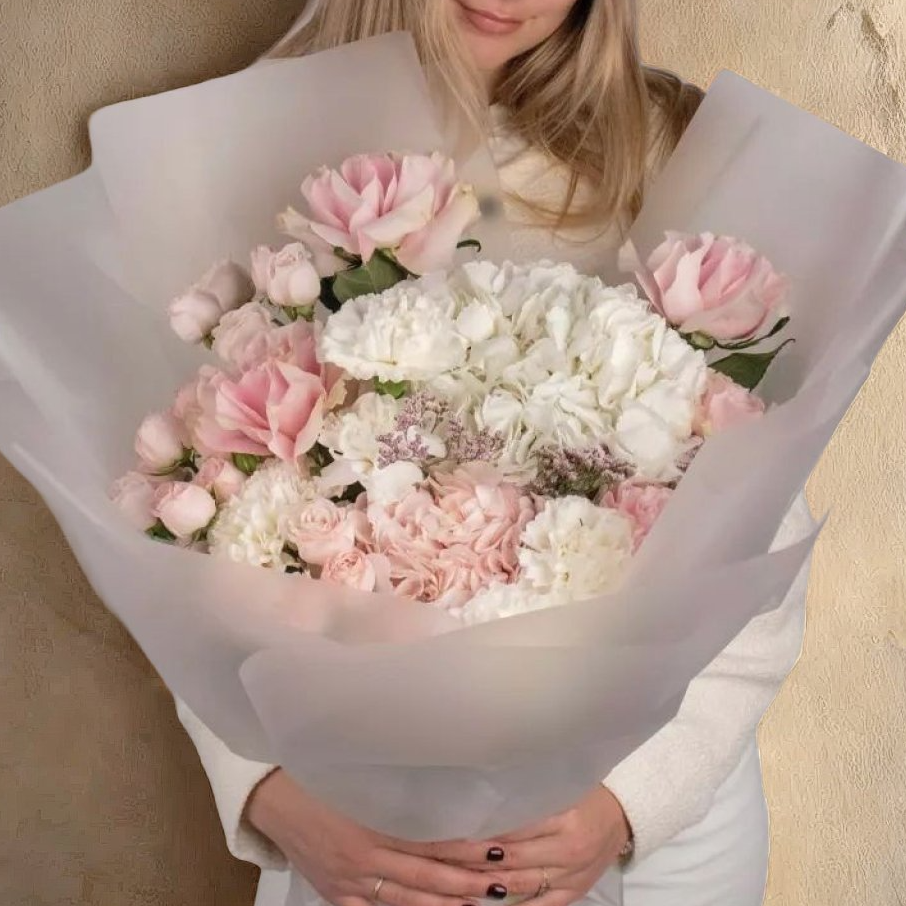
left=2, top=34, right=904, bottom=850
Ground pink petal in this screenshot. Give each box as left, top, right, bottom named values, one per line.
left=660, top=244, right=709, bottom=324
left=396, top=187, right=481, bottom=275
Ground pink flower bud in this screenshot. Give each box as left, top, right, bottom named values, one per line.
left=194, top=456, right=247, bottom=502
left=152, top=482, right=216, bottom=539
left=109, top=471, right=160, bottom=530
left=693, top=370, right=766, bottom=437
left=259, top=243, right=321, bottom=307
left=135, top=411, right=185, bottom=472
left=168, top=260, right=255, bottom=344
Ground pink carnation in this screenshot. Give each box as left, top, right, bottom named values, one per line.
left=367, top=463, right=537, bottom=609
left=600, top=481, right=674, bottom=553
left=693, top=370, right=766, bottom=437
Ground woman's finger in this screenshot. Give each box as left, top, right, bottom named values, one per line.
left=390, top=838, right=503, bottom=866
left=494, top=814, right=565, bottom=843
left=374, top=878, right=479, bottom=906
left=445, top=837, right=569, bottom=872
left=375, top=849, right=510, bottom=901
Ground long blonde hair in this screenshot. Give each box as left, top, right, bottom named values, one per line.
left=266, top=0, right=702, bottom=232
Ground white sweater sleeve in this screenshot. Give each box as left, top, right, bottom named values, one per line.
left=175, top=697, right=288, bottom=870
left=602, top=488, right=818, bottom=860
left=175, top=490, right=816, bottom=869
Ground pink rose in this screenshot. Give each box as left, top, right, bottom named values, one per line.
left=195, top=359, right=326, bottom=463
left=601, top=481, right=674, bottom=552
left=109, top=471, right=160, bottom=530
left=251, top=243, right=321, bottom=307
left=168, top=260, right=255, bottom=343
left=693, top=370, right=766, bottom=437
left=152, top=481, right=216, bottom=539
left=173, top=365, right=222, bottom=457
left=194, top=456, right=247, bottom=502
left=211, top=302, right=274, bottom=370
left=135, top=410, right=186, bottom=473
left=283, top=152, right=480, bottom=275
left=287, top=498, right=357, bottom=566
left=321, top=549, right=391, bottom=592
left=619, top=232, right=788, bottom=341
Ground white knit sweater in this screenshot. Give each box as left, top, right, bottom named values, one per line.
left=175, top=107, right=819, bottom=869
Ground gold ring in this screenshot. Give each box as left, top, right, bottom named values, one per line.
left=372, top=877, right=386, bottom=903
left=535, top=867, right=551, bottom=898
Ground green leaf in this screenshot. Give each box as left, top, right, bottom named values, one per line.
left=232, top=453, right=263, bottom=476
left=457, top=238, right=482, bottom=254
left=710, top=339, right=795, bottom=390
left=285, top=304, right=315, bottom=323
left=332, top=254, right=409, bottom=304
left=717, top=316, right=792, bottom=351
left=374, top=378, right=409, bottom=399
left=146, top=521, right=177, bottom=543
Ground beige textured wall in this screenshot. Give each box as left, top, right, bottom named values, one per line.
left=0, top=1, right=904, bottom=904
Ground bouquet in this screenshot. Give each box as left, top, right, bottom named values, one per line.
left=2, top=32, right=905, bottom=906
left=114, top=149, right=795, bottom=629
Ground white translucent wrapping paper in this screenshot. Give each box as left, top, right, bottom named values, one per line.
left=2, top=35, right=905, bottom=903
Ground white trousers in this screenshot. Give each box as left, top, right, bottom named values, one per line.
left=255, top=736, right=769, bottom=906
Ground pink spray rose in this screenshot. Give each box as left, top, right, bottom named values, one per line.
left=135, top=410, right=186, bottom=473
left=109, top=471, right=160, bottom=530
left=693, top=369, right=766, bottom=437
left=287, top=498, right=357, bottom=566
left=601, top=481, right=674, bottom=553
left=321, top=550, right=391, bottom=593
left=152, top=482, right=216, bottom=538
left=195, top=359, right=326, bottom=462
left=619, top=232, right=788, bottom=341
left=168, top=260, right=255, bottom=343
left=211, top=302, right=274, bottom=370
left=194, top=456, right=247, bottom=502
left=250, top=243, right=321, bottom=307
left=280, top=152, right=480, bottom=276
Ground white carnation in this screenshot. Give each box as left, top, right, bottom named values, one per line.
left=456, top=581, right=565, bottom=626
left=439, top=261, right=707, bottom=476
left=208, top=460, right=317, bottom=568
left=518, top=496, right=634, bottom=599
left=318, top=277, right=468, bottom=382
left=318, top=392, right=401, bottom=476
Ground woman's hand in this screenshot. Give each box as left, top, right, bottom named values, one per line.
left=246, top=769, right=515, bottom=906
left=403, top=786, right=633, bottom=906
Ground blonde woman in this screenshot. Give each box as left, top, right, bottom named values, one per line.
left=176, top=2, right=816, bottom=905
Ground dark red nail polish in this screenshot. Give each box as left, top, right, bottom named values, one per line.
left=487, top=884, right=508, bottom=899
left=486, top=847, right=505, bottom=862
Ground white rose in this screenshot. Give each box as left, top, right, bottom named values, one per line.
left=518, top=496, right=634, bottom=599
